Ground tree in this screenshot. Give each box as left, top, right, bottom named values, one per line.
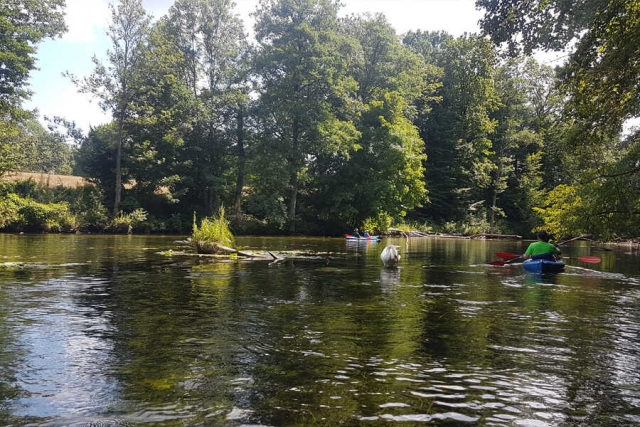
left=0, top=0, right=66, bottom=118
left=118, top=21, right=197, bottom=213
left=253, top=0, right=360, bottom=233
left=408, top=33, right=500, bottom=223
left=163, top=0, right=251, bottom=217
left=69, top=0, right=151, bottom=215
left=75, top=123, right=118, bottom=206
left=478, top=0, right=640, bottom=237
left=477, top=0, right=640, bottom=133
left=487, top=58, right=544, bottom=231
left=20, top=118, right=75, bottom=174
left=0, top=0, right=67, bottom=176
left=309, top=14, right=430, bottom=230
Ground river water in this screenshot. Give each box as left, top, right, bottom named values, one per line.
left=0, top=234, right=639, bottom=426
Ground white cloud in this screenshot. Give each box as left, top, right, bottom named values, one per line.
left=31, top=86, right=110, bottom=132
left=340, top=0, right=482, bottom=36
left=56, top=91, right=111, bottom=131
left=62, top=0, right=110, bottom=42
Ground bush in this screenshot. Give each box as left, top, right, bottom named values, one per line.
left=390, top=220, right=435, bottom=234
left=0, top=179, right=111, bottom=233
left=0, top=194, right=20, bottom=229
left=60, top=186, right=109, bottom=231
left=362, top=212, right=393, bottom=235
left=19, top=197, right=76, bottom=232
left=108, top=208, right=148, bottom=234
left=442, top=211, right=492, bottom=236
left=0, top=193, right=76, bottom=232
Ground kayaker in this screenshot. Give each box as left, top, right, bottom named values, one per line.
left=523, top=230, right=561, bottom=261
left=364, top=230, right=370, bottom=238
left=353, top=228, right=361, bottom=238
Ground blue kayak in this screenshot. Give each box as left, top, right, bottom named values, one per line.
left=345, top=234, right=381, bottom=242
left=522, top=259, right=565, bottom=274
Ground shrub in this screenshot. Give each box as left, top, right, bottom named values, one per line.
left=362, top=212, right=393, bottom=235
left=0, top=194, right=76, bottom=232
left=108, top=208, right=148, bottom=234
left=0, top=194, right=20, bottom=229
left=62, top=186, right=109, bottom=231
left=442, top=212, right=492, bottom=236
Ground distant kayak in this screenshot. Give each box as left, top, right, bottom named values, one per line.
left=345, top=234, right=381, bottom=242
left=522, top=259, right=565, bottom=274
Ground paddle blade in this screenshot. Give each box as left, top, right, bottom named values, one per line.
left=577, top=256, right=601, bottom=264
left=490, top=260, right=507, bottom=266
left=495, top=252, right=519, bottom=260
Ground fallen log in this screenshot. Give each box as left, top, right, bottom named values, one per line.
left=194, top=241, right=271, bottom=258
left=556, top=234, right=593, bottom=245
left=469, top=233, right=522, bottom=240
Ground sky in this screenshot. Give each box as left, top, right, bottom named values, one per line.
left=25, top=0, right=488, bottom=132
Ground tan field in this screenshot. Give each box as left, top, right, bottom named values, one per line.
left=1, top=172, right=91, bottom=189
left=1, top=172, right=171, bottom=194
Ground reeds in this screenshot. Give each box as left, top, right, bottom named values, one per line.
left=192, top=207, right=235, bottom=253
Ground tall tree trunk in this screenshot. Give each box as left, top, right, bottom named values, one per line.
left=233, top=107, right=245, bottom=223
left=288, top=117, right=300, bottom=234
left=490, top=158, right=502, bottom=231
left=205, top=125, right=216, bottom=216
left=114, top=112, right=125, bottom=216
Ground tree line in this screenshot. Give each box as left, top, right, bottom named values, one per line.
left=1, top=0, right=638, bottom=239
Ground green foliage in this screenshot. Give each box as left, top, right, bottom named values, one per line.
left=0, top=123, right=26, bottom=177
left=5, top=0, right=635, bottom=239
left=245, top=194, right=288, bottom=229
left=479, top=0, right=640, bottom=240
left=0, top=1, right=67, bottom=177
left=108, top=208, right=148, bottom=234
left=536, top=142, right=640, bottom=240
left=59, top=185, right=110, bottom=231
left=192, top=207, right=235, bottom=248
left=388, top=219, right=435, bottom=234
left=0, top=0, right=67, bottom=117
left=0, top=193, right=20, bottom=229
left=253, top=0, right=361, bottom=233
left=0, top=117, right=75, bottom=178
left=443, top=209, right=492, bottom=236
left=362, top=212, right=392, bottom=235
left=410, top=33, right=500, bottom=222
left=0, top=180, right=114, bottom=232
left=533, top=184, right=591, bottom=239
left=0, top=193, right=75, bottom=232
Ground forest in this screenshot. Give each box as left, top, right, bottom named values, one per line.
left=1, top=0, right=639, bottom=239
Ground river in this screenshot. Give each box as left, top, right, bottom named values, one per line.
left=0, top=234, right=639, bottom=426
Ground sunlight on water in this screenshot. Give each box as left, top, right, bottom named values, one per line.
left=0, top=234, right=638, bottom=425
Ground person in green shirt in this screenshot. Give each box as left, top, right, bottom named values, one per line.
left=523, top=230, right=562, bottom=261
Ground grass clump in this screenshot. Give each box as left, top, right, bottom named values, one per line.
left=192, top=207, right=235, bottom=254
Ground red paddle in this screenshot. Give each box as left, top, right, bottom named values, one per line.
left=495, top=252, right=519, bottom=260
left=490, top=255, right=524, bottom=266
left=571, top=256, right=602, bottom=264
left=491, top=255, right=601, bottom=266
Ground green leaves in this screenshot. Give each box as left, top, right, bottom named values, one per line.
left=479, top=0, right=640, bottom=238
left=0, top=0, right=66, bottom=114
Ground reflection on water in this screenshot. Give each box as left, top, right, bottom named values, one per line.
left=379, top=267, right=401, bottom=289
left=0, top=234, right=639, bottom=426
